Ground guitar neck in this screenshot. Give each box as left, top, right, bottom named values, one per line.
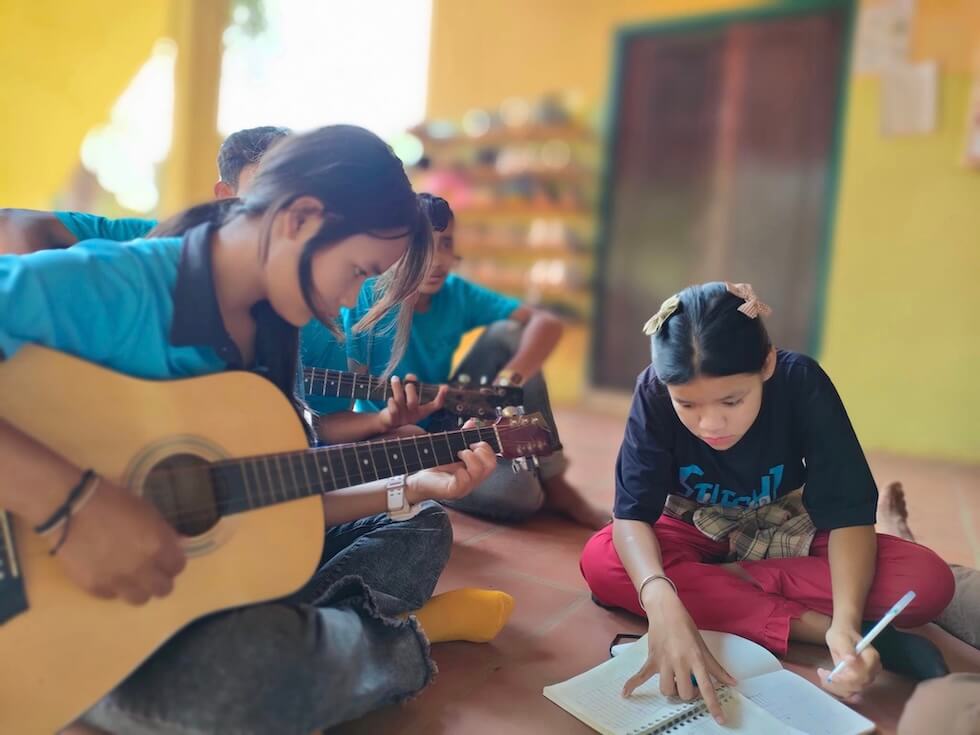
left=208, top=425, right=501, bottom=516
left=302, top=368, right=442, bottom=403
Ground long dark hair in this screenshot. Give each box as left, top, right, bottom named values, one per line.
left=650, top=282, right=771, bottom=384
left=150, top=124, right=430, bottom=371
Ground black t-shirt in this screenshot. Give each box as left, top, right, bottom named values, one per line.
left=614, top=350, right=877, bottom=530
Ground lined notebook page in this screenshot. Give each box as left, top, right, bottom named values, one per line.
left=662, top=693, right=806, bottom=735
left=737, top=670, right=874, bottom=735
left=543, top=642, right=698, bottom=735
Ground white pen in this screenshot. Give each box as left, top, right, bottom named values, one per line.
left=826, top=590, right=917, bottom=682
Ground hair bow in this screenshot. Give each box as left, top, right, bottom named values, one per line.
left=642, top=294, right=681, bottom=336
left=725, top=282, right=772, bottom=319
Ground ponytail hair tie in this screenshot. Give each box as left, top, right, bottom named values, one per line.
left=642, top=294, right=681, bottom=336
left=725, top=282, right=772, bottom=319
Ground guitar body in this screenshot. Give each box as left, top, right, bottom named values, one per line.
left=0, top=346, right=324, bottom=733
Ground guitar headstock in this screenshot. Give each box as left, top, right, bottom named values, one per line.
left=493, top=412, right=555, bottom=460
left=444, top=383, right=525, bottom=419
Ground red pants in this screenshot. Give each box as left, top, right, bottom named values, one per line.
left=580, top=516, right=954, bottom=656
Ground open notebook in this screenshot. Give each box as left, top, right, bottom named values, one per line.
left=543, top=631, right=875, bottom=735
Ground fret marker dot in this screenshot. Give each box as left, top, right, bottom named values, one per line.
left=362, top=459, right=369, bottom=465
left=321, top=466, right=329, bottom=473
left=393, top=453, right=399, bottom=460
left=423, top=448, right=429, bottom=454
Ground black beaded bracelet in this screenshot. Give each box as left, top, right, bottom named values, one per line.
left=34, top=469, right=96, bottom=535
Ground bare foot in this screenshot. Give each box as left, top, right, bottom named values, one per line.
left=541, top=474, right=611, bottom=530
left=877, top=482, right=915, bottom=542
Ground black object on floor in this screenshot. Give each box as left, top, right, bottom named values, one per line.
left=865, top=622, right=950, bottom=681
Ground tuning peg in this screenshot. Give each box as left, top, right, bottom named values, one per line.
left=531, top=456, right=540, bottom=469
left=515, top=405, right=526, bottom=416
left=511, top=457, right=530, bottom=473
left=480, top=375, right=489, bottom=386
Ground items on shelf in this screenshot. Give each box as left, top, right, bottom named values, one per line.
left=405, top=92, right=599, bottom=321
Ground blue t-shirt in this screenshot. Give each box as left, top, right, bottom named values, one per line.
left=300, top=316, right=353, bottom=415
left=347, top=274, right=520, bottom=414
left=54, top=211, right=157, bottom=243
left=614, top=350, right=878, bottom=531
left=0, top=225, right=300, bottom=402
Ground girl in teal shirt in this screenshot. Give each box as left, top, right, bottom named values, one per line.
left=0, top=125, right=502, bottom=734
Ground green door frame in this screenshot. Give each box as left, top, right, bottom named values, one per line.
left=589, top=0, right=857, bottom=388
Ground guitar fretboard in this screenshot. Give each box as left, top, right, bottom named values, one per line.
left=302, top=368, right=441, bottom=403
left=203, top=425, right=501, bottom=517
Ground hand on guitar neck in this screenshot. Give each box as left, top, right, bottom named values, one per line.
left=376, top=373, right=447, bottom=432
left=403, top=419, right=497, bottom=506
left=315, top=373, right=449, bottom=444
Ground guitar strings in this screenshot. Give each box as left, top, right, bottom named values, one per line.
left=302, top=370, right=514, bottom=396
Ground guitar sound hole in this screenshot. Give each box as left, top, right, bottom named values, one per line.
left=143, top=454, right=220, bottom=537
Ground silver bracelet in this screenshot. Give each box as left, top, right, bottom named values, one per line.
left=637, top=574, right=678, bottom=611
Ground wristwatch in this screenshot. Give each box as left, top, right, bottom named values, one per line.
left=386, top=475, right=421, bottom=521
left=495, top=369, right=523, bottom=387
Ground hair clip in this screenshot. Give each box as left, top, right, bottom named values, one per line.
left=642, top=294, right=681, bottom=336
left=725, top=282, right=772, bottom=319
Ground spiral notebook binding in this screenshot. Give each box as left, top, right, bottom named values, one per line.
left=628, top=687, right=734, bottom=735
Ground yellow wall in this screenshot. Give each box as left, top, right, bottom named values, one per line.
left=428, top=0, right=980, bottom=461
left=822, top=75, right=980, bottom=461
left=162, top=0, right=230, bottom=212
left=0, top=1, right=170, bottom=208
left=427, top=0, right=764, bottom=120
left=0, top=0, right=226, bottom=213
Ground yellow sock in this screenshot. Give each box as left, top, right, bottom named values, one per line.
left=410, top=588, right=515, bottom=643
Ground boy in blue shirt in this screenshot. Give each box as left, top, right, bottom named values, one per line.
left=344, top=194, right=610, bottom=529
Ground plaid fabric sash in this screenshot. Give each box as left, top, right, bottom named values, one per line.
left=663, top=488, right=816, bottom=561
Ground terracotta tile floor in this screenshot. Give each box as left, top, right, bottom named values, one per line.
left=336, top=407, right=980, bottom=734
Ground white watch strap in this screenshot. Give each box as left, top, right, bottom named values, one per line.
left=386, top=475, right=421, bottom=520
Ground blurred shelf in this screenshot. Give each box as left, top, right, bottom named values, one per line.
left=454, top=202, right=593, bottom=218
left=412, top=124, right=594, bottom=147
left=464, top=275, right=591, bottom=297
left=410, top=109, right=601, bottom=329
left=458, top=242, right=594, bottom=259
left=452, top=166, right=597, bottom=184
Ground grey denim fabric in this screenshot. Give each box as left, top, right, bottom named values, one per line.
left=82, top=502, right=452, bottom=734
left=436, top=320, right=568, bottom=522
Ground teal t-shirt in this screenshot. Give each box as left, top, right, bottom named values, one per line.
left=0, top=237, right=224, bottom=378
left=300, top=316, right=353, bottom=416
left=347, top=273, right=520, bottom=414
left=54, top=211, right=157, bottom=243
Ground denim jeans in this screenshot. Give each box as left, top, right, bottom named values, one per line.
left=82, top=501, right=452, bottom=734
left=432, top=320, right=569, bottom=523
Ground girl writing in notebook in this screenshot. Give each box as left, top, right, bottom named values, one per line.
left=580, top=282, right=954, bottom=722
left=0, top=125, right=510, bottom=734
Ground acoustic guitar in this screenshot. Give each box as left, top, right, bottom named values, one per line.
left=0, top=345, right=553, bottom=732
